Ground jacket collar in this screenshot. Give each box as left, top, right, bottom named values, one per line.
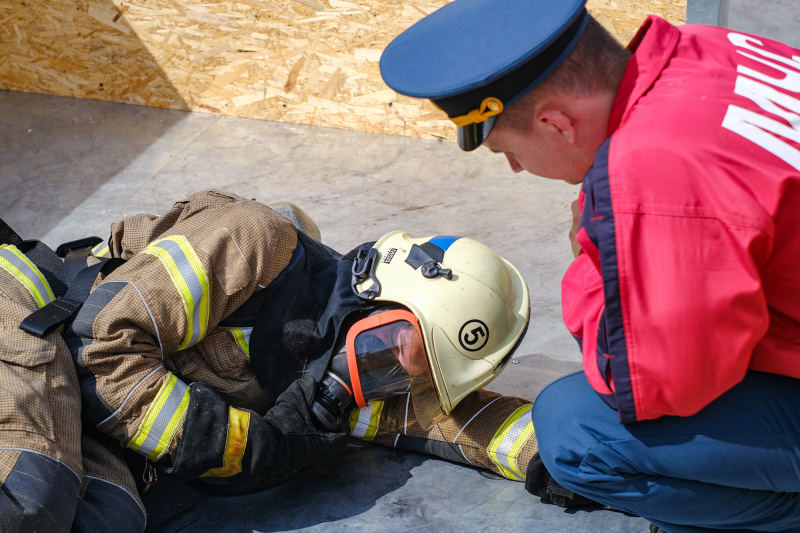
left=608, top=15, right=681, bottom=135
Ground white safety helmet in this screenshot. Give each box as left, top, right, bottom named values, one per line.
left=350, top=231, right=530, bottom=429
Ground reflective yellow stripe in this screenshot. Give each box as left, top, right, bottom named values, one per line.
left=201, top=407, right=251, bottom=478
left=91, top=241, right=109, bottom=257
left=142, top=236, right=210, bottom=350
left=225, top=327, right=252, bottom=357
left=0, top=245, right=55, bottom=308
left=350, top=400, right=384, bottom=441
left=128, top=373, right=190, bottom=460
left=487, top=404, right=534, bottom=481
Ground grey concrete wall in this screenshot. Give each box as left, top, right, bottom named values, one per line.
left=728, top=0, right=800, bottom=48
left=687, top=0, right=800, bottom=48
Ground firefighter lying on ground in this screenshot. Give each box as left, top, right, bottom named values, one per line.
left=0, top=190, right=545, bottom=532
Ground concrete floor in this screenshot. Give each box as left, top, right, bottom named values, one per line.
left=0, top=88, right=651, bottom=531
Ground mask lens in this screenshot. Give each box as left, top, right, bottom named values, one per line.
left=352, top=321, right=422, bottom=401
left=347, top=312, right=443, bottom=431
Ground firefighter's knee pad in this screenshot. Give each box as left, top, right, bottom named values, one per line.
left=73, top=478, right=146, bottom=533
left=76, top=428, right=146, bottom=533
left=0, top=450, right=81, bottom=533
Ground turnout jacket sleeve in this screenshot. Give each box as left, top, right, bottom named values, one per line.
left=69, top=191, right=298, bottom=465
left=350, top=389, right=537, bottom=482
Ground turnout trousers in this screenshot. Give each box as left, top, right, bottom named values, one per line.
left=532, top=371, right=800, bottom=533
left=0, top=245, right=145, bottom=532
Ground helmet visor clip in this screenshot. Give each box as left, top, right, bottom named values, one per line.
left=351, top=247, right=381, bottom=300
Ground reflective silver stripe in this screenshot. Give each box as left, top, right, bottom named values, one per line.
left=157, top=238, right=204, bottom=348
left=488, top=404, right=534, bottom=481
left=350, top=401, right=383, bottom=441
left=129, top=374, right=190, bottom=459
left=142, top=237, right=209, bottom=350
left=225, top=326, right=252, bottom=356
left=351, top=404, right=374, bottom=439
left=238, top=327, right=252, bottom=347
left=0, top=245, right=54, bottom=308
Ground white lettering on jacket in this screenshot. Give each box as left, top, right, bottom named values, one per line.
left=722, top=33, right=800, bottom=171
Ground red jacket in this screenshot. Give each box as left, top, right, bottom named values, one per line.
left=563, top=16, right=800, bottom=423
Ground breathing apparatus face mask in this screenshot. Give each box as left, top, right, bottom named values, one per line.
left=311, top=309, right=443, bottom=432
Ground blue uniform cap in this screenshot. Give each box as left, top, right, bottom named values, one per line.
left=380, top=0, right=589, bottom=151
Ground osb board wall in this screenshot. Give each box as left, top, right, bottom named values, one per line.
left=0, top=0, right=685, bottom=142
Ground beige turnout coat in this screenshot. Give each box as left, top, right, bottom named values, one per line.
left=67, top=190, right=537, bottom=481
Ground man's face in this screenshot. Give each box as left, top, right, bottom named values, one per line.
left=371, top=321, right=427, bottom=376
left=390, top=321, right=427, bottom=376
left=483, top=122, right=588, bottom=185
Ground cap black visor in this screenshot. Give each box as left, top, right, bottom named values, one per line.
left=457, top=115, right=497, bottom=151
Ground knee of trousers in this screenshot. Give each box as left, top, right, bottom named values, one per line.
left=73, top=478, right=147, bottom=533
left=0, top=451, right=81, bottom=533
left=532, top=372, right=614, bottom=493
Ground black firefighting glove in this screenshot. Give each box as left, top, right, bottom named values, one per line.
left=525, top=452, right=599, bottom=508
left=170, top=377, right=349, bottom=486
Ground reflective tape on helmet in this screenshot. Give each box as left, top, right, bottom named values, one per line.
left=201, top=407, right=251, bottom=478
left=487, top=404, right=534, bottom=481
left=0, top=244, right=55, bottom=308
left=142, top=236, right=210, bottom=350
left=128, top=373, right=190, bottom=460
left=225, top=326, right=252, bottom=357
left=350, top=400, right=385, bottom=441
left=91, top=240, right=110, bottom=258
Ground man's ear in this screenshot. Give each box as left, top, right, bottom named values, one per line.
left=537, top=109, right=576, bottom=144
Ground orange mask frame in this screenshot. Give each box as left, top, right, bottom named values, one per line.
left=345, top=309, right=426, bottom=409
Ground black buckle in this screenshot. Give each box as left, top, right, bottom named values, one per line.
left=351, top=247, right=381, bottom=300
left=56, top=236, right=103, bottom=258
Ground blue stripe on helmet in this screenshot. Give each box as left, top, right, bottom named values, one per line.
left=429, top=236, right=460, bottom=251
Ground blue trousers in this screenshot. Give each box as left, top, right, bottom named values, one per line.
left=532, top=371, right=800, bottom=533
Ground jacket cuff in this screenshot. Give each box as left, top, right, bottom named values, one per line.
left=170, top=382, right=232, bottom=480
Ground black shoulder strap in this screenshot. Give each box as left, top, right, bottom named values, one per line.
left=20, top=257, right=124, bottom=338
left=1, top=218, right=125, bottom=337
